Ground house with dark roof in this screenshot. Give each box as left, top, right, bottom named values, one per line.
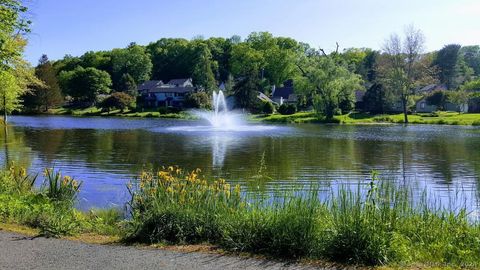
left=137, top=78, right=195, bottom=108
left=271, top=80, right=297, bottom=105
left=167, top=78, right=193, bottom=87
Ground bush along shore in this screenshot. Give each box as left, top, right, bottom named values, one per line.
left=254, top=111, right=480, bottom=125
left=30, top=107, right=198, bottom=120
left=1, top=165, right=480, bottom=268
left=21, top=106, right=480, bottom=126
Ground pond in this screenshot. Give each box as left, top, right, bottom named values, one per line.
left=2, top=115, right=480, bottom=211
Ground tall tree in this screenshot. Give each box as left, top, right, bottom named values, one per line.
left=191, top=43, right=217, bottom=92
left=118, top=73, right=137, bottom=96
left=379, top=25, right=434, bottom=123
left=296, top=50, right=363, bottom=119
left=26, top=55, right=63, bottom=111
left=460, top=45, right=480, bottom=76
left=0, top=0, right=37, bottom=122
left=433, top=44, right=461, bottom=89
left=59, top=66, right=112, bottom=103
left=146, top=38, right=191, bottom=81
left=233, top=69, right=262, bottom=111
left=111, top=43, right=152, bottom=89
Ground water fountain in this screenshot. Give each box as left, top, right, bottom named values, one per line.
left=199, top=90, right=236, bottom=128
left=166, top=90, right=280, bottom=133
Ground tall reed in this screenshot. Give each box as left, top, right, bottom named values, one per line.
left=125, top=167, right=480, bottom=267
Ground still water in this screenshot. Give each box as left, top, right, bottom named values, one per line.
left=3, top=116, right=480, bottom=210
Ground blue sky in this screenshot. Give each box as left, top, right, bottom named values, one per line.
left=24, top=0, right=479, bottom=64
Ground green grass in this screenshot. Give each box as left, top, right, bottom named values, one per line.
left=255, top=111, right=480, bottom=126
left=48, top=107, right=197, bottom=120
left=125, top=167, right=480, bottom=267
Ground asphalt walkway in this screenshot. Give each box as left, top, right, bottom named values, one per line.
left=0, top=231, right=326, bottom=270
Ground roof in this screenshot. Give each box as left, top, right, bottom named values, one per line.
left=272, top=87, right=294, bottom=99
left=138, top=80, right=164, bottom=91
left=167, top=78, right=192, bottom=86
left=417, top=84, right=447, bottom=94
left=148, top=86, right=195, bottom=94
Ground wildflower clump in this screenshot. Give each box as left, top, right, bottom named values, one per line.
left=43, top=168, right=81, bottom=202
left=126, top=166, right=242, bottom=243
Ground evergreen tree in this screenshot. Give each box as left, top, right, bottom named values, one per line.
left=118, top=73, right=137, bottom=96
left=192, top=44, right=217, bottom=92
left=25, top=55, right=63, bottom=111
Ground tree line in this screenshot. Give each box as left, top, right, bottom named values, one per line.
left=2, top=1, right=480, bottom=123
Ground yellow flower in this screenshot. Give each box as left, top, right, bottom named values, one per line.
left=20, top=167, right=27, bottom=177
left=166, top=187, right=174, bottom=193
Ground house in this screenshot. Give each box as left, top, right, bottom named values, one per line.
left=167, top=78, right=193, bottom=88
left=137, top=78, right=195, bottom=108
left=415, top=97, right=468, bottom=113
left=354, top=90, right=365, bottom=110
left=416, top=84, right=447, bottom=95
left=271, top=80, right=297, bottom=105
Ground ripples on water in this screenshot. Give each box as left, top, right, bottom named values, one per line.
left=2, top=115, right=480, bottom=213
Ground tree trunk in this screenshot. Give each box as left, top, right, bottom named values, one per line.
left=3, top=125, right=8, bottom=168
left=402, top=96, right=408, bottom=124
left=3, top=95, right=7, bottom=124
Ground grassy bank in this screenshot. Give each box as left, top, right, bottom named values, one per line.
left=2, top=165, right=480, bottom=268
left=46, top=107, right=197, bottom=120
left=255, top=111, right=480, bottom=125
left=0, top=165, right=123, bottom=238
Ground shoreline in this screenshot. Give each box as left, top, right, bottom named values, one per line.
left=16, top=108, right=480, bottom=126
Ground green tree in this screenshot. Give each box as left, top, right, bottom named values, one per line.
left=433, top=44, right=461, bottom=89
left=0, top=0, right=36, bottom=122
left=111, top=43, right=152, bottom=89
left=184, top=92, right=211, bottom=109
left=0, top=69, right=22, bottom=118
left=245, top=32, right=300, bottom=86
left=296, top=53, right=363, bottom=119
left=59, top=66, right=112, bottom=103
left=447, top=89, right=470, bottom=112
left=460, top=45, right=480, bottom=76
left=79, top=50, right=112, bottom=73
left=118, top=73, right=137, bottom=96
left=261, top=101, right=274, bottom=114
left=24, top=54, right=63, bottom=111
left=233, top=69, right=262, bottom=111
left=191, top=43, right=217, bottom=91
left=460, top=78, right=480, bottom=91
left=230, top=43, right=265, bottom=78
left=363, top=83, right=393, bottom=114
left=146, top=38, right=191, bottom=81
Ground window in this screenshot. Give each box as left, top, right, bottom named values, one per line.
left=421, top=102, right=425, bottom=109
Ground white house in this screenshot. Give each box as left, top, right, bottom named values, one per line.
left=138, top=78, right=195, bottom=108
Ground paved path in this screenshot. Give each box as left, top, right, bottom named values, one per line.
left=0, top=231, right=327, bottom=270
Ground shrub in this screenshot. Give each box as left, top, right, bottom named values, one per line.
left=261, top=101, right=274, bottom=115
left=184, top=92, right=211, bottom=109
left=159, top=106, right=181, bottom=114
left=278, top=103, right=296, bottom=115
left=99, top=92, right=135, bottom=112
